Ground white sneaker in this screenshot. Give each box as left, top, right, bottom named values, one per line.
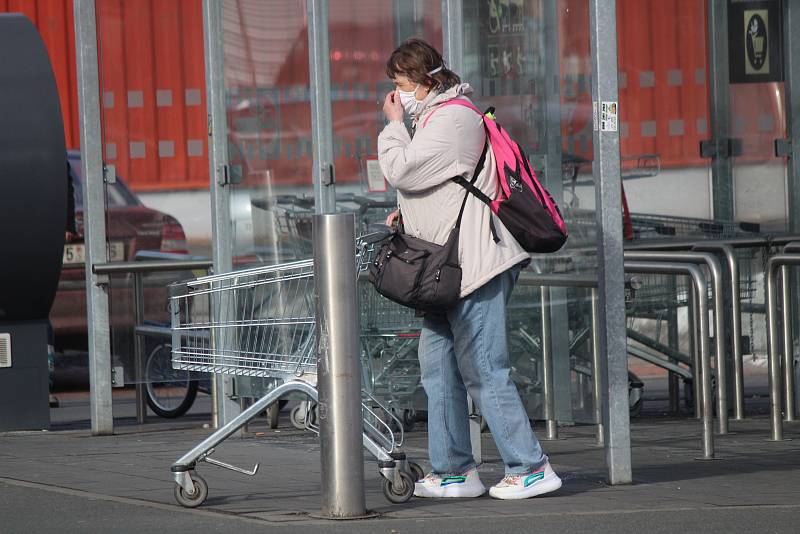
left=413, top=467, right=486, bottom=498
left=489, top=462, right=562, bottom=500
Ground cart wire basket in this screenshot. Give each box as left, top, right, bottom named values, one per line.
left=169, top=232, right=423, bottom=508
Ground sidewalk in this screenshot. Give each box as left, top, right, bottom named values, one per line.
left=1, top=409, right=799, bottom=533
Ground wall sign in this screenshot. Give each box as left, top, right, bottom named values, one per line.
left=728, top=0, right=784, bottom=83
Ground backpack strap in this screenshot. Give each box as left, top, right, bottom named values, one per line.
left=454, top=141, right=488, bottom=229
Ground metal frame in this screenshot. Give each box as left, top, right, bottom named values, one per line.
left=93, top=259, right=214, bottom=423
left=707, top=0, right=735, bottom=220
left=74, top=0, right=113, bottom=436
left=203, top=0, right=238, bottom=427
left=307, top=0, right=336, bottom=214
left=589, top=0, right=632, bottom=484
left=442, top=0, right=464, bottom=75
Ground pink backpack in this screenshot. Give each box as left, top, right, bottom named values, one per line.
left=423, top=99, right=568, bottom=253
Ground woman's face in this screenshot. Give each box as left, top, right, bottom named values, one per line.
left=393, top=73, right=430, bottom=99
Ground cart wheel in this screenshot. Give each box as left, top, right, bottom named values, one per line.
left=290, top=405, right=305, bottom=430
left=407, top=461, right=424, bottom=482
left=174, top=473, right=208, bottom=508
left=145, top=343, right=199, bottom=419
left=382, top=470, right=414, bottom=504
left=267, top=402, right=280, bottom=429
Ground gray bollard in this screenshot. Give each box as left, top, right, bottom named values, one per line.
left=313, top=213, right=367, bottom=519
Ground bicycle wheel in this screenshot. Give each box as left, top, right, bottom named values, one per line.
left=145, top=342, right=199, bottom=418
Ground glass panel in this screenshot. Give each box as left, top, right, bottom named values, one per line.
left=224, top=0, right=314, bottom=266
left=730, top=88, right=788, bottom=231
left=329, top=0, right=442, bottom=210
left=94, top=1, right=210, bottom=396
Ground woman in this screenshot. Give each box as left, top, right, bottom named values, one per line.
left=377, top=38, right=561, bottom=500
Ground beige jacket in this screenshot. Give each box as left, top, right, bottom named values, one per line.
left=377, top=83, right=529, bottom=298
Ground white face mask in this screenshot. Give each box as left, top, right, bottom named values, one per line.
left=397, top=84, right=423, bottom=115
left=396, top=65, right=444, bottom=115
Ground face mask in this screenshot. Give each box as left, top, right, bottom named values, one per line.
left=397, top=84, right=423, bottom=115
left=396, top=65, right=445, bottom=115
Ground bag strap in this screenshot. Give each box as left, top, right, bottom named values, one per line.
left=454, top=140, right=488, bottom=230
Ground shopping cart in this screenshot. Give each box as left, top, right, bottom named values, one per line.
left=359, top=282, right=424, bottom=427
left=168, top=234, right=422, bottom=507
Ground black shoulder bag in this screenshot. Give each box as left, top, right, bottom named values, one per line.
left=368, top=142, right=488, bottom=313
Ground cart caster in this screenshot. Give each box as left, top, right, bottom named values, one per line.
left=382, top=470, right=414, bottom=504
left=290, top=402, right=317, bottom=430
left=290, top=404, right=305, bottom=430
left=407, top=461, right=424, bottom=482
left=174, top=472, right=208, bottom=508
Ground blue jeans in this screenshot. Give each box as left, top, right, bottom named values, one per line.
left=418, top=265, right=547, bottom=476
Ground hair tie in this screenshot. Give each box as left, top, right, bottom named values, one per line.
left=427, top=65, right=443, bottom=76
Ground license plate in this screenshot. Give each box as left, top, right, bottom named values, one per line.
left=63, top=242, right=125, bottom=265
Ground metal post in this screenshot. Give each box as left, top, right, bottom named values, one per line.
left=626, top=262, right=714, bottom=459
left=442, top=0, right=464, bottom=74
left=591, top=288, right=604, bottom=447
left=781, top=265, right=795, bottom=422
left=590, top=0, right=631, bottom=484
left=313, top=213, right=366, bottom=519
left=542, top=1, right=575, bottom=427
left=784, top=0, right=800, bottom=418
left=74, top=0, right=113, bottom=436
left=540, top=286, right=557, bottom=440
left=308, top=0, right=336, bottom=214
left=203, top=0, right=236, bottom=427
left=132, top=273, right=147, bottom=424
left=707, top=0, right=735, bottom=220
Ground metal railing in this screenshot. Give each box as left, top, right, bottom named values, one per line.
left=514, top=272, right=640, bottom=447
left=624, top=250, right=728, bottom=434
left=624, top=261, right=715, bottom=459
left=764, top=242, right=800, bottom=441
left=628, top=233, right=800, bottom=427
left=93, top=255, right=213, bottom=424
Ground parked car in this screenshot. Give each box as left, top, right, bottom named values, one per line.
left=50, top=151, right=189, bottom=384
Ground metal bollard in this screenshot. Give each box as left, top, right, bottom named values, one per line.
left=540, top=286, right=558, bottom=440
left=313, top=213, right=367, bottom=519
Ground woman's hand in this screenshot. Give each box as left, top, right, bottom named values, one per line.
left=383, top=90, right=404, bottom=122
left=385, top=209, right=400, bottom=229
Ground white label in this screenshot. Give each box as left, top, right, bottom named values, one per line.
left=365, top=159, right=387, bottom=192
left=593, top=101, right=599, bottom=131
left=601, top=101, right=618, bottom=132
